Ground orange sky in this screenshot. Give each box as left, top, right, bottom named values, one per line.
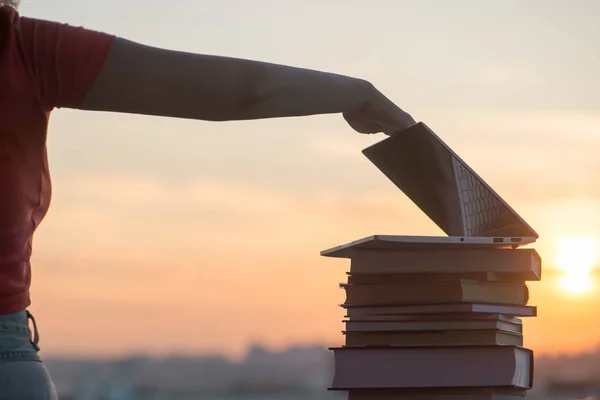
left=19, top=0, right=600, bottom=358
left=29, top=187, right=600, bottom=358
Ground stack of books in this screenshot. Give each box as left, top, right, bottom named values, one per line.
left=322, top=238, right=541, bottom=400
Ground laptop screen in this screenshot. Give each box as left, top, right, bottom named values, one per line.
left=362, top=122, right=538, bottom=238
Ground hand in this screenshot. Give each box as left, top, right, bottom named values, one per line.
left=342, top=82, right=416, bottom=135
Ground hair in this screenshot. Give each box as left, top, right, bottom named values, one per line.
left=0, top=0, right=19, bottom=8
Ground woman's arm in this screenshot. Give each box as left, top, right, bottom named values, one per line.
left=81, top=38, right=415, bottom=134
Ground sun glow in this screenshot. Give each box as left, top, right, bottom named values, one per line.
left=560, top=272, right=592, bottom=294
left=556, top=237, right=596, bottom=294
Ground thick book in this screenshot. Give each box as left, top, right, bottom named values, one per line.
left=347, top=249, right=541, bottom=280
left=343, top=303, right=537, bottom=318
left=330, top=346, right=534, bottom=390
left=347, top=388, right=527, bottom=400
left=344, top=329, right=523, bottom=347
left=343, top=319, right=522, bottom=334
left=341, top=280, right=529, bottom=306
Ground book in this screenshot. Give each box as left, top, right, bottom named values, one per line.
left=347, top=388, right=527, bottom=400
left=343, top=319, right=522, bottom=334
left=330, top=346, right=533, bottom=390
left=342, top=280, right=529, bottom=306
left=344, top=329, right=523, bottom=347
left=343, top=303, right=537, bottom=318
left=344, top=313, right=521, bottom=324
left=346, top=272, right=523, bottom=284
left=347, top=249, right=541, bottom=280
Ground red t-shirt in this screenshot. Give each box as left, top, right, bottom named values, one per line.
left=0, top=6, right=115, bottom=314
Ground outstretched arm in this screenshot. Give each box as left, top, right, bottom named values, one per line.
left=83, top=38, right=368, bottom=120
left=81, top=38, right=415, bottom=134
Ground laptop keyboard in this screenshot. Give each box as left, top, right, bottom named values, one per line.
left=453, top=159, right=516, bottom=236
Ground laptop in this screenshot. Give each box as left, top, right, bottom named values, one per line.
left=359, top=122, right=538, bottom=245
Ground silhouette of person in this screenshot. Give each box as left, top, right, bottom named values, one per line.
left=0, top=2, right=415, bottom=398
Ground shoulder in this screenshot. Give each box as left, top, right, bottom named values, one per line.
left=2, top=9, right=116, bottom=110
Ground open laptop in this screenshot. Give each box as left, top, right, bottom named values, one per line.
left=357, top=122, right=538, bottom=246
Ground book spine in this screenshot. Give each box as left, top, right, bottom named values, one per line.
left=350, top=249, right=541, bottom=281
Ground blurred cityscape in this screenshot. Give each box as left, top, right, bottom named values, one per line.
left=46, top=344, right=339, bottom=400
left=43, top=343, right=600, bottom=400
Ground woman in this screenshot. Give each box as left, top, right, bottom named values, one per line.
left=0, top=1, right=415, bottom=398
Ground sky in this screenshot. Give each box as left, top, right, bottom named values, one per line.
left=16, top=0, right=600, bottom=358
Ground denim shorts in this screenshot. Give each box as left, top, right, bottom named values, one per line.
left=0, top=310, right=58, bottom=399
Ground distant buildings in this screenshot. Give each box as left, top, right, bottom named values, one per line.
left=45, top=344, right=338, bottom=400
left=44, top=343, right=600, bottom=400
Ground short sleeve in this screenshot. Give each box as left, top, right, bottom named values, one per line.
left=17, top=15, right=116, bottom=110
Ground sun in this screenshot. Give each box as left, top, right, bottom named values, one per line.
left=560, top=272, right=592, bottom=294
left=555, top=236, right=597, bottom=294
left=556, top=237, right=597, bottom=273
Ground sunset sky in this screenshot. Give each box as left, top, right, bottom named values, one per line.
left=19, top=0, right=600, bottom=359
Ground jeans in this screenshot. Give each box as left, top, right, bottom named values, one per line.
left=0, top=310, right=58, bottom=399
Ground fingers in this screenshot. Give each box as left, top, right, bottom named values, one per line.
left=384, top=113, right=417, bottom=135
left=343, top=110, right=416, bottom=135
left=376, top=90, right=417, bottom=133
left=402, top=112, right=417, bottom=127
left=343, top=113, right=380, bottom=134
left=343, top=85, right=416, bottom=135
